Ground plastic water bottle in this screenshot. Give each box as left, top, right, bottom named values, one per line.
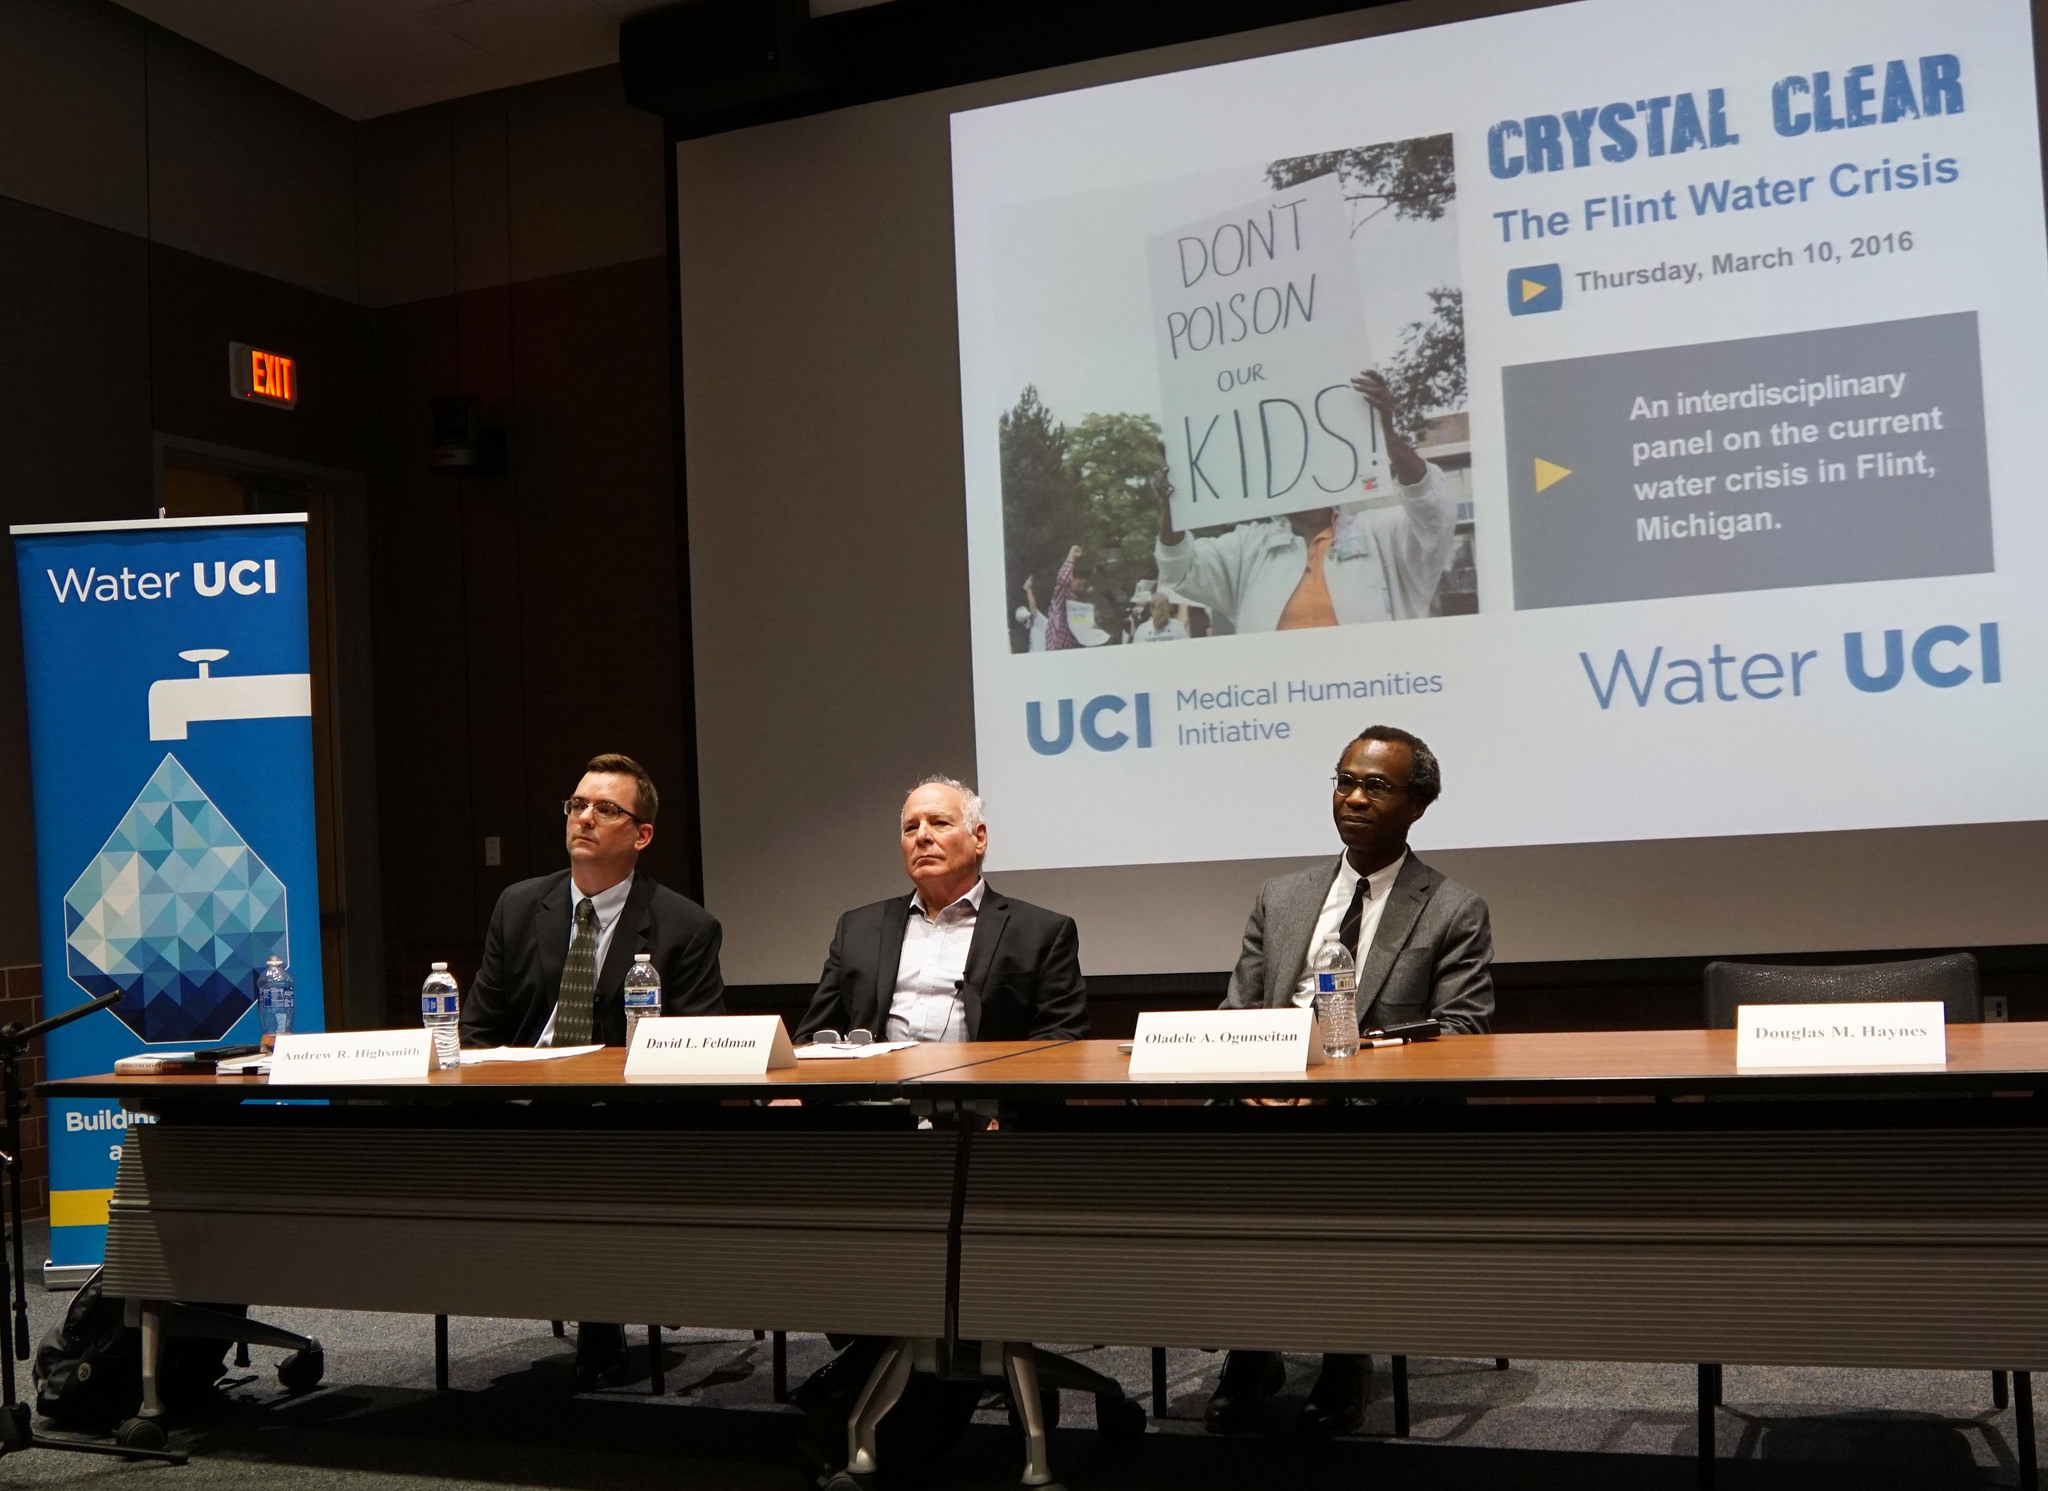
left=1311, top=938, right=1359, bottom=1059
left=256, top=956, right=294, bottom=1052
left=623, top=954, right=663, bottom=1045
left=422, top=963, right=461, bottom=1070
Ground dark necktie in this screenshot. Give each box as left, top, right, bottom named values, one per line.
left=1338, top=875, right=1370, bottom=961
left=554, top=897, right=599, bottom=1046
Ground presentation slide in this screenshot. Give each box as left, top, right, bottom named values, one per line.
left=952, top=0, right=2048, bottom=873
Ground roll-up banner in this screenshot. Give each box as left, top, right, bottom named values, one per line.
left=9, top=515, right=324, bottom=1282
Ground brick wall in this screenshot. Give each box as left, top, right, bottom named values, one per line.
left=0, top=967, right=47, bottom=1221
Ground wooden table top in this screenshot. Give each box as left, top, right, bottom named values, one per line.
left=906, top=1025, right=2048, bottom=1099
left=45, top=1040, right=1055, bottom=1104
left=43, top=1026, right=2048, bottom=1106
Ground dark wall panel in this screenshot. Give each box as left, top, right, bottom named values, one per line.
left=366, top=297, right=478, bottom=1008
left=0, top=0, right=146, bottom=238
left=143, top=27, right=359, bottom=303
left=510, top=258, right=686, bottom=891
left=0, top=196, right=154, bottom=967
left=366, top=257, right=684, bottom=1019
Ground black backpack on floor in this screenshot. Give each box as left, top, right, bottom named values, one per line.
left=33, top=1267, right=241, bottom=1430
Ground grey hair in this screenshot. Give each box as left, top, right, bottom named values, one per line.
left=908, top=773, right=984, bottom=832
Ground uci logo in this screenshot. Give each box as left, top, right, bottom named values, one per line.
left=1845, top=623, right=2000, bottom=692
left=1026, top=694, right=1154, bottom=755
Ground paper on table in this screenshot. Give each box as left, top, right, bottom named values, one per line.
left=214, top=1053, right=270, bottom=1074
left=459, top=1045, right=604, bottom=1065
left=793, top=1041, right=918, bottom=1060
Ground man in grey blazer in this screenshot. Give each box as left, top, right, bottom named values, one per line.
left=1206, top=724, right=1494, bottom=1440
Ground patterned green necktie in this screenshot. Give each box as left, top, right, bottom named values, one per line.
left=554, top=897, right=598, bottom=1046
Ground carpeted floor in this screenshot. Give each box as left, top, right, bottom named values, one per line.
left=0, top=1225, right=2029, bottom=1489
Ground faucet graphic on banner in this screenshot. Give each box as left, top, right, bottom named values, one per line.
left=147, top=648, right=312, bottom=741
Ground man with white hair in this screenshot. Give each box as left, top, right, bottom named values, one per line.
left=797, top=775, right=1088, bottom=1043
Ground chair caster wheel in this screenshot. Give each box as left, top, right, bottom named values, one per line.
left=114, top=1417, right=168, bottom=1453
left=821, top=1472, right=878, bottom=1491
left=278, top=1346, right=325, bottom=1394
left=1097, top=1392, right=1147, bottom=1448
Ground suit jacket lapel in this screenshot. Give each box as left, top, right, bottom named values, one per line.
left=1357, top=854, right=1434, bottom=1006
left=873, top=895, right=912, bottom=1034
left=534, top=873, right=572, bottom=1034
left=593, top=875, right=656, bottom=1013
left=960, top=889, right=1011, bottom=1039
left=1270, top=859, right=1342, bottom=1004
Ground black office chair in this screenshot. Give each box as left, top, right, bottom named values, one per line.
left=1695, top=952, right=2030, bottom=1485
left=1703, top=951, right=1981, bottom=1029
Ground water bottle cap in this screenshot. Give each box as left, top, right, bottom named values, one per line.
left=634, top=952, right=652, bottom=962
left=431, top=962, right=448, bottom=971
left=265, top=956, right=282, bottom=967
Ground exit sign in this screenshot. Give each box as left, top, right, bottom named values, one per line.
left=229, top=342, right=297, bottom=409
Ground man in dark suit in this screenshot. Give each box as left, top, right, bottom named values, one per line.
left=797, top=775, right=1087, bottom=1044
left=463, top=754, right=724, bottom=1049
left=461, top=752, right=724, bottom=1386
left=791, top=775, right=1085, bottom=1479
left=1205, top=725, right=1494, bottom=1441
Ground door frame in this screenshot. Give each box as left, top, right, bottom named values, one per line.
left=153, top=434, right=382, bottom=1033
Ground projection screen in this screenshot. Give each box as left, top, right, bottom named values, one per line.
left=679, top=0, right=2048, bottom=985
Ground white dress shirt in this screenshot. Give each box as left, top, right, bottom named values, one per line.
left=887, top=880, right=986, bottom=1043
left=1292, top=851, right=1407, bottom=1006
left=537, top=871, right=635, bottom=1046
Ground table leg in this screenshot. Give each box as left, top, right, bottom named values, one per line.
left=1697, top=1363, right=1717, bottom=1487
left=2016, top=1370, right=2036, bottom=1491
left=1151, top=1346, right=1167, bottom=1418
left=1391, top=1355, right=1409, bottom=1438
left=434, top=1314, right=449, bottom=1391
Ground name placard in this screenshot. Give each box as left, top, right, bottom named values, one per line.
left=1735, top=1002, right=1947, bottom=1069
left=624, top=1015, right=797, bottom=1079
left=268, top=1029, right=434, bottom=1083
left=1128, top=1008, right=1323, bottom=1076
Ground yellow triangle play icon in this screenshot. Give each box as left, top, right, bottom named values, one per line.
left=1521, top=277, right=1548, bottom=303
left=1533, top=457, right=1571, bottom=492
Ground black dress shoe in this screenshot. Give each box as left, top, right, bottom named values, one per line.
left=1295, top=1353, right=1369, bottom=1441
left=1204, top=1350, right=1286, bottom=1435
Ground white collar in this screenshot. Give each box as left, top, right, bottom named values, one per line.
left=1334, top=849, right=1405, bottom=903
left=567, top=869, right=635, bottom=924
left=910, top=877, right=987, bottom=921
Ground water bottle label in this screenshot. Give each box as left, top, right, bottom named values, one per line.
left=1315, top=972, right=1356, bottom=995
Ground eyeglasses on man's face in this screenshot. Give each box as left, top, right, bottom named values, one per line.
left=562, top=797, right=644, bottom=825
left=1331, top=773, right=1408, bottom=802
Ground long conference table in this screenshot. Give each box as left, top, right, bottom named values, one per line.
left=51, top=1026, right=2048, bottom=1480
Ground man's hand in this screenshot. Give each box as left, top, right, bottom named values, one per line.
left=1154, top=440, right=1183, bottom=544
left=1349, top=369, right=1426, bottom=485
left=1066, top=544, right=1084, bottom=566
